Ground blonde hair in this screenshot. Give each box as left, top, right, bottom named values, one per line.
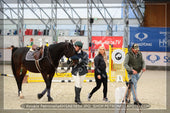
left=97, top=46, right=108, bottom=67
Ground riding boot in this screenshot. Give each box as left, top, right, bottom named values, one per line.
left=75, top=87, right=82, bottom=105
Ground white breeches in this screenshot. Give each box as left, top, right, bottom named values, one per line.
left=73, top=74, right=86, bottom=88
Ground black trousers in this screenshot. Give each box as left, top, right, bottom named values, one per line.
left=89, top=73, right=108, bottom=98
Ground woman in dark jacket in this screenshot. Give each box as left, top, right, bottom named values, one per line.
left=88, top=46, right=109, bottom=102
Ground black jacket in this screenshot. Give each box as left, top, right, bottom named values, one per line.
left=94, top=54, right=107, bottom=78
left=71, top=50, right=88, bottom=76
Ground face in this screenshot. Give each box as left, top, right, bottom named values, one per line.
left=74, top=45, right=81, bottom=52
left=99, top=47, right=105, bottom=55
left=132, top=48, right=139, bottom=54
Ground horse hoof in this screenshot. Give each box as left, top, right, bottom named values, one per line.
left=37, top=94, right=43, bottom=99
left=48, top=97, right=53, bottom=102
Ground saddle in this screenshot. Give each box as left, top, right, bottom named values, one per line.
left=32, top=45, right=44, bottom=60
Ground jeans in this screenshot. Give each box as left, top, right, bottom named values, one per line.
left=126, top=73, right=140, bottom=101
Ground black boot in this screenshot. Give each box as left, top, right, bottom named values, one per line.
left=75, top=87, right=82, bottom=105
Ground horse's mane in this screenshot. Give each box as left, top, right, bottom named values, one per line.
left=48, top=42, right=67, bottom=67
left=49, top=42, right=66, bottom=49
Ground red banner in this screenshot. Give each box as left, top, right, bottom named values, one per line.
left=92, top=36, right=123, bottom=49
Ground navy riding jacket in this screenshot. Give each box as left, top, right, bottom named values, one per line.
left=71, top=50, right=88, bottom=76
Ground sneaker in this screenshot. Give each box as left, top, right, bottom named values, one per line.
left=87, top=93, right=91, bottom=101
left=134, top=101, right=142, bottom=106
left=103, top=98, right=110, bottom=102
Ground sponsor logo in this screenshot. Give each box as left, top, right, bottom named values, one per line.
left=130, top=42, right=152, bottom=47
left=92, top=36, right=123, bottom=49
left=147, top=55, right=160, bottom=63
left=78, top=67, right=83, bottom=72
left=135, top=33, right=148, bottom=41
left=115, top=52, right=122, bottom=60
left=112, top=49, right=125, bottom=64
left=164, top=56, right=170, bottom=63
left=132, top=32, right=152, bottom=48
left=92, top=40, right=122, bottom=46
left=159, top=39, right=168, bottom=47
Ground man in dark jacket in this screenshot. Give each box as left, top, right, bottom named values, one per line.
left=124, top=43, right=146, bottom=105
left=71, top=41, right=88, bottom=105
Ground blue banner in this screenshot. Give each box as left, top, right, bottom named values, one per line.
left=130, top=27, right=169, bottom=52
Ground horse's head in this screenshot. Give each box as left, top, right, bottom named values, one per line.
left=64, top=40, right=76, bottom=58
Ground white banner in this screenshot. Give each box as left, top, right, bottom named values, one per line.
left=2, top=36, right=19, bottom=48
left=0, top=49, right=11, bottom=61
left=141, top=52, right=169, bottom=66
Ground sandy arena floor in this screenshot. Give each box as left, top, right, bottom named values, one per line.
left=2, top=65, right=167, bottom=110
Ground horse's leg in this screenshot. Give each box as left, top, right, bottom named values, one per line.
left=37, top=72, right=48, bottom=100
left=46, top=73, right=54, bottom=102
left=18, top=67, right=27, bottom=99
left=14, top=65, right=26, bottom=98
left=43, top=71, right=55, bottom=102
left=38, top=71, right=54, bottom=101
left=12, top=63, right=22, bottom=96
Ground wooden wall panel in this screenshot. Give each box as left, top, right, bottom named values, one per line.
left=143, top=3, right=167, bottom=27
left=167, top=3, right=170, bottom=27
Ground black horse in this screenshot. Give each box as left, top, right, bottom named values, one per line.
left=11, top=41, right=75, bottom=101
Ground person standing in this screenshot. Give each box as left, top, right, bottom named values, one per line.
left=71, top=41, right=88, bottom=105
left=88, top=46, right=110, bottom=102
left=124, top=43, right=146, bottom=105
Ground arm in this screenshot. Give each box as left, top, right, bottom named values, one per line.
left=94, top=56, right=101, bottom=76
left=71, top=55, right=79, bottom=60
left=79, top=52, right=88, bottom=66
left=124, top=54, right=132, bottom=72
left=70, top=55, right=79, bottom=66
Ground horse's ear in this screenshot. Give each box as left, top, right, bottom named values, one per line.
left=65, top=40, right=69, bottom=43
left=72, top=39, right=76, bottom=44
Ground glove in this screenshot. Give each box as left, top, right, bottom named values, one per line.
left=71, top=55, right=79, bottom=60
left=72, top=59, right=79, bottom=66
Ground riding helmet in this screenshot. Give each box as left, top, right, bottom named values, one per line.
left=74, top=41, right=83, bottom=48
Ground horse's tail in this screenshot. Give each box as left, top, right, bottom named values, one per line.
left=11, top=46, right=18, bottom=76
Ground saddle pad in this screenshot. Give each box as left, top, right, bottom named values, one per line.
left=25, top=48, right=44, bottom=61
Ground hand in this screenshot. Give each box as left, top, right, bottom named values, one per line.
left=67, top=59, right=71, bottom=64
left=132, top=69, right=138, bottom=75
left=97, top=75, right=101, bottom=79
left=142, top=68, right=146, bottom=72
